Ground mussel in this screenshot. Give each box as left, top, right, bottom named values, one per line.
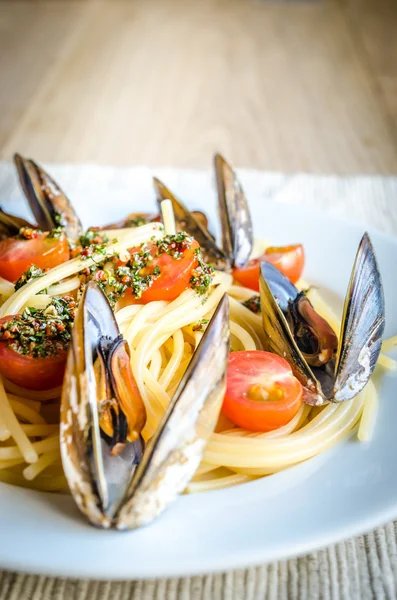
left=14, top=153, right=83, bottom=242
left=60, top=282, right=230, bottom=529
left=0, top=208, right=35, bottom=240
left=104, top=212, right=159, bottom=230
left=261, top=262, right=338, bottom=369
left=260, top=233, right=385, bottom=405
left=153, top=177, right=230, bottom=270
left=213, top=153, right=253, bottom=268
left=153, top=154, right=253, bottom=271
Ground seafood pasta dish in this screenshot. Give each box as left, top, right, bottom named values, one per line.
left=0, top=153, right=394, bottom=530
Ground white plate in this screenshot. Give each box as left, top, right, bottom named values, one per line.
left=0, top=170, right=396, bottom=580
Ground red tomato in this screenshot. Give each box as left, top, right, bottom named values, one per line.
left=0, top=319, right=67, bottom=391
left=223, top=351, right=303, bottom=432
left=264, top=244, right=304, bottom=284
left=232, top=244, right=305, bottom=291
left=0, top=233, right=70, bottom=282
left=125, top=240, right=200, bottom=303
left=232, top=258, right=261, bottom=292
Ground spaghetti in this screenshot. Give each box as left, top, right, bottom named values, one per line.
left=0, top=224, right=395, bottom=494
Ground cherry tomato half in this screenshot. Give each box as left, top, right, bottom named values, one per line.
left=264, top=244, right=305, bottom=284
left=232, top=244, right=305, bottom=291
left=0, top=317, right=67, bottom=390
left=223, top=350, right=303, bottom=432
left=125, top=240, right=200, bottom=303
left=0, top=233, right=70, bottom=282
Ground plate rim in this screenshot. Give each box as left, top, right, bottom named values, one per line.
left=0, top=196, right=396, bottom=580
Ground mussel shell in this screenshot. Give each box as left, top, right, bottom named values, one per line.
left=14, top=154, right=83, bottom=241
left=191, top=210, right=211, bottom=235
left=0, top=208, right=35, bottom=240
left=286, top=292, right=338, bottom=367
left=214, top=153, right=253, bottom=267
left=115, top=293, right=230, bottom=530
left=260, top=261, right=298, bottom=312
left=61, top=282, right=129, bottom=527
left=333, top=233, right=385, bottom=401
left=260, top=232, right=385, bottom=405
left=259, top=265, right=325, bottom=405
left=104, top=213, right=159, bottom=229
left=261, top=262, right=338, bottom=368
left=153, top=177, right=230, bottom=270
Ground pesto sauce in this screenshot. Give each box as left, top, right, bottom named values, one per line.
left=0, top=296, right=76, bottom=358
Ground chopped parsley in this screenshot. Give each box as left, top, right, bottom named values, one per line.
left=0, top=296, right=76, bottom=358
left=47, top=226, right=65, bottom=239
left=75, top=231, right=214, bottom=306
left=192, top=318, right=209, bottom=332
left=70, top=229, right=110, bottom=260
left=18, top=227, right=42, bottom=240
left=189, top=249, right=214, bottom=295
left=125, top=215, right=150, bottom=227
left=78, top=265, right=129, bottom=307
left=242, top=295, right=261, bottom=314
left=108, top=242, right=163, bottom=302
left=156, top=232, right=193, bottom=259
left=14, top=265, right=44, bottom=291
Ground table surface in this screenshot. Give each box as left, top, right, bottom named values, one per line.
left=1, top=0, right=397, bottom=596
left=0, top=0, right=397, bottom=174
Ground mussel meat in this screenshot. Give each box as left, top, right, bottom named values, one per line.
left=260, top=233, right=385, bottom=405
left=61, top=282, right=230, bottom=529
left=261, top=262, right=338, bottom=368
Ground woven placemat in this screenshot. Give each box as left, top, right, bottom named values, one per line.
left=0, top=164, right=396, bottom=600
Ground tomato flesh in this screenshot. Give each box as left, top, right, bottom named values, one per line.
left=232, top=258, right=261, bottom=292
left=232, top=244, right=305, bottom=291
left=125, top=240, right=200, bottom=303
left=264, top=244, right=305, bottom=284
left=223, top=350, right=303, bottom=431
left=0, top=233, right=70, bottom=282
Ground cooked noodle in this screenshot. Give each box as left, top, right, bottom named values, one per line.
left=0, top=226, right=395, bottom=493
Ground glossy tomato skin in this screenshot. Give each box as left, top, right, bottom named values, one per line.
left=125, top=240, right=200, bottom=303
left=0, top=342, right=67, bottom=390
left=264, top=244, right=304, bottom=284
left=232, top=244, right=305, bottom=291
left=0, top=233, right=69, bottom=282
left=223, top=350, right=303, bottom=432
left=0, top=315, right=68, bottom=391
left=232, top=258, right=261, bottom=292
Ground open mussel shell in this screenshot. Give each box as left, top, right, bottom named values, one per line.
left=333, top=233, right=385, bottom=401
left=261, top=262, right=338, bottom=369
left=115, top=293, right=230, bottom=530
left=260, top=233, right=385, bottom=405
left=259, top=265, right=324, bottom=405
left=0, top=207, right=35, bottom=240
left=61, top=283, right=230, bottom=529
left=260, top=261, right=298, bottom=312
left=153, top=177, right=230, bottom=270
left=60, top=281, right=122, bottom=528
left=214, top=153, right=253, bottom=267
left=14, top=153, right=83, bottom=241
left=286, top=292, right=338, bottom=367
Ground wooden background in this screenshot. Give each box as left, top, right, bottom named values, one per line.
left=0, top=0, right=396, bottom=174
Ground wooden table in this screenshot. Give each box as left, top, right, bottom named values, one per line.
left=1, top=0, right=396, bottom=174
